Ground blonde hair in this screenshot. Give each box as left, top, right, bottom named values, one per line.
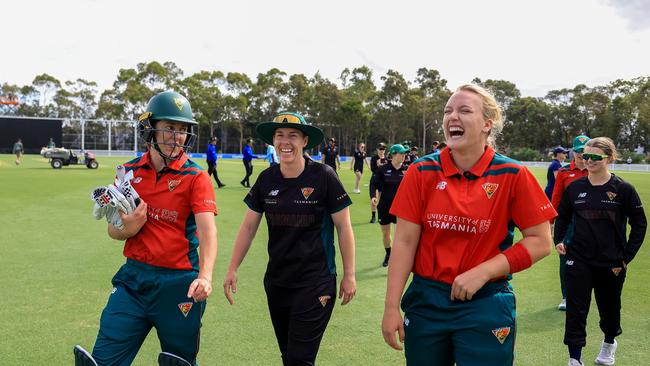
left=586, top=137, right=619, bottom=162
left=456, top=84, right=504, bottom=148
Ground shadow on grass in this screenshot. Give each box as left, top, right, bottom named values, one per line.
left=356, top=265, right=388, bottom=282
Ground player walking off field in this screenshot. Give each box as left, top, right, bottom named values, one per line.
left=350, top=142, right=370, bottom=193
left=13, top=138, right=23, bottom=165
left=368, top=143, right=388, bottom=223
left=382, top=84, right=556, bottom=366
left=241, top=137, right=258, bottom=187
left=551, top=135, right=590, bottom=311
left=78, top=91, right=218, bottom=366
left=371, top=144, right=409, bottom=267
left=554, top=137, right=646, bottom=366
left=223, top=111, right=356, bottom=366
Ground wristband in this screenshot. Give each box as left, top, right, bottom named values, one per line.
left=502, top=243, right=532, bottom=274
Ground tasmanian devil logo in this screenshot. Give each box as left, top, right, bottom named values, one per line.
left=481, top=183, right=499, bottom=199
left=318, top=295, right=331, bottom=307
left=178, top=302, right=193, bottom=318
left=492, top=326, right=511, bottom=344
left=606, top=191, right=617, bottom=201
left=301, top=187, right=315, bottom=200
left=174, top=97, right=184, bottom=111
left=168, top=179, right=181, bottom=192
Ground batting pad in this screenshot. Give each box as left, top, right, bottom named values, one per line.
left=158, top=352, right=192, bottom=366
left=73, top=345, right=98, bottom=366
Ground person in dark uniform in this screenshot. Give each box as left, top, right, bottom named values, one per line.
left=350, top=142, right=370, bottom=194
left=321, top=137, right=340, bottom=173
left=206, top=136, right=225, bottom=188
left=544, top=146, right=569, bottom=199
left=369, top=143, right=388, bottom=223
left=241, top=137, right=258, bottom=187
left=554, top=137, right=646, bottom=366
left=371, top=144, right=409, bottom=267
left=223, top=111, right=356, bottom=366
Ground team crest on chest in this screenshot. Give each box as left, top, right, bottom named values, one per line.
left=178, top=302, right=193, bottom=317
left=606, top=191, right=617, bottom=201
left=301, top=187, right=315, bottom=200
left=481, top=183, right=499, bottom=199
left=168, top=179, right=181, bottom=192
left=492, top=326, right=511, bottom=344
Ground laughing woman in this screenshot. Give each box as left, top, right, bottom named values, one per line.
left=382, top=84, right=556, bottom=366
left=223, top=112, right=356, bottom=366
left=555, top=137, right=646, bottom=366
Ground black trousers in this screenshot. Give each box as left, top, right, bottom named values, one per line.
left=206, top=161, right=224, bottom=186
left=242, top=160, right=253, bottom=187
left=564, top=258, right=625, bottom=347
left=264, top=278, right=336, bottom=366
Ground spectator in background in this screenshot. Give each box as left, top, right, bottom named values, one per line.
left=321, top=137, right=340, bottom=173
left=369, top=143, right=388, bottom=223
left=404, top=146, right=419, bottom=167
left=13, top=138, right=23, bottom=165
left=545, top=146, right=569, bottom=200
left=47, top=137, right=55, bottom=149
left=206, top=136, right=225, bottom=188
left=241, top=137, right=258, bottom=187
left=427, top=141, right=440, bottom=155
left=264, top=142, right=279, bottom=167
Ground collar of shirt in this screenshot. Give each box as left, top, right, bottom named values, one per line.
left=138, top=151, right=188, bottom=171
left=440, top=145, right=495, bottom=178
left=568, top=160, right=585, bottom=171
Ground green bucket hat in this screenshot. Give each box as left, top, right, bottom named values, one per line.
left=255, top=112, right=324, bottom=150
left=389, top=144, right=410, bottom=155
left=572, top=135, right=590, bottom=152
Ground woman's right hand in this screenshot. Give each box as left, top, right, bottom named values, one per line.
left=371, top=197, right=378, bottom=206
left=381, top=307, right=405, bottom=350
left=223, top=270, right=238, bottom=305
left=555, top=242, right=566, bottom=255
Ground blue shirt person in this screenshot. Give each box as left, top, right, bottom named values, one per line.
left=545, top=146, right=569, bottom=199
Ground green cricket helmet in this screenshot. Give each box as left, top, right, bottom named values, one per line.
left=138, top=91, right=198, bottom=160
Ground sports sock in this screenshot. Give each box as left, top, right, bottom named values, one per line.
left=385, top=247, right=391, bottom=255
left=371, top=211, right=376, bottom=219
left=568, top=346, right=582, bottom=361
left=604, top=335, right=615, bottom=344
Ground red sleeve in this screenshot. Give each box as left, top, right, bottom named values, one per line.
left=389, top=165, right=422, bottom=225
left=511, top=166, right=556, bottom=229
left=191, top=171, right=218, bottom=215
left=551, top=171, right=566, bottom=210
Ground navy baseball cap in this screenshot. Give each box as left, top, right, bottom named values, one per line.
left=553, top=146, right=569, bottom=154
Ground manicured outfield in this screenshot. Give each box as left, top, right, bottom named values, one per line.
left=1, top=154, right=648, bottom=365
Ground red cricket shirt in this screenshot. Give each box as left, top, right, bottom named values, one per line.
left=391, top=146, right=557, bottom=284
left=122, top=152, right=217, bottom=270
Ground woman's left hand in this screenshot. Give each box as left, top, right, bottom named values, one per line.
left=339, top=274, right=357, bottom=305
left=451, top=266, right=490, bottom=301
left=187, top=277, right=213, bottom=302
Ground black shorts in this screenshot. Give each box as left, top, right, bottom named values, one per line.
left=354, top=163, right=364, bottom=173
left=264, top=278, right=336, bottom=365
left=378, top=205, right=396, bottom=225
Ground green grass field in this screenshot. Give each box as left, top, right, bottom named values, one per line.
left=1, top=154, right=649, bottom=365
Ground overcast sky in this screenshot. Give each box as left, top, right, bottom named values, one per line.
left=2, top=0, right=649, bottom=97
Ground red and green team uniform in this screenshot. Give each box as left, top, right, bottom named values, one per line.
left=92, top=151, right=217, bottom=366
left=390, top=146, right=557, bottom=366
left=550, top=160, right=588, bottom=299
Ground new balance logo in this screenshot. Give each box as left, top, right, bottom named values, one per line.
left=269, top=190, right=279, bottom=196
left=578, top=192, right=587, bottom=198
left=566, top=260, right=574, bottom=266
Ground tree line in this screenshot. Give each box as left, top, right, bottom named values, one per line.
left=1, top=61, right=648, bottom=159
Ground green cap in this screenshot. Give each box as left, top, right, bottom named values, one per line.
left=389, top=144, right=410, bottom=155
left=255, top=112, right=324, bottom=150
left=572, top=135, right=590, bottom=152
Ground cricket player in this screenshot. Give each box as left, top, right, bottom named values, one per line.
left=76, top=91, right=217, bottom=366
left=382, top=84, right=556, bottom=366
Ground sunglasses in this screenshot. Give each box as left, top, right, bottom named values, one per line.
left=273, top=114, right=302, bottom=124
left=582, top=153, right=608, bottom=161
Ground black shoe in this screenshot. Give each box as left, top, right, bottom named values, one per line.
left=382, top=254, right=390, bottom=267
left=218, top=184, right=226, bottom=188
left=240, top=181, right=246, bottom=187
left=370, top=217, right=376, bottom=224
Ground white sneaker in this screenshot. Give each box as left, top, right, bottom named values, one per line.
left=558, top=298, right=567, bottom=311
left=567, top=358, right=583, bottom=366
left=595, top=340, right=617, bottom=365
left=353, top=189, right=361, bottom=194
